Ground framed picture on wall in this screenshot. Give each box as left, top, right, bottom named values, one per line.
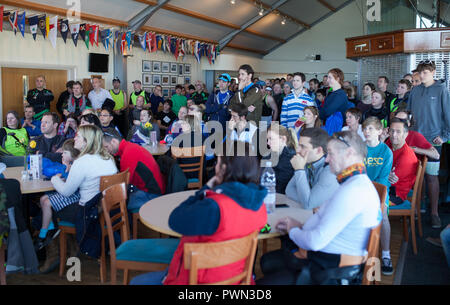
left=142, top=60, right=152, bottom=72
left=178, top=64, right=183, bottom=75
left=184, top=64, right=191, bottom=74
left=184, top=76, right=191, bottom=85
left=171, top=75, right=178, bottom=85
left=162, top=62, right=170, bottom=73
left=170, top=63, right=178, bottom=74
left=152, top=61, right=161, bottom=72
left=152, top=74, right=161, bottom=86
left=142, top=73, right=152, bottom=86
left=177, top=76, right=184, bottom=85
left=162, top=87, right=170, bottom=98
left=162, top=75, right=170, bottom=86
left=143, top=86, right=153, bottom=93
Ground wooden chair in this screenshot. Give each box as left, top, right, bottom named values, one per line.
left=389, top=160, right=424, bottom=255
left=0, top=243, right=6, bottom=285
left=183, top=230, right=259, bottom=285
left=59, top=170, right=130, bottom=283
left=101, top=183, right=179, bottom=285
left=171, top=146, right=205, bottom=190
left=362, top=182, right=387, bottom=285
left=413, top=156, right=428, bottom=238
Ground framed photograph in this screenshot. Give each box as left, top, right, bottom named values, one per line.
left=184, top=76, right=191, bottom=85
left=184, top=64, right=191, bottom=74
left=162, top=87, right=170, bottom=98
left=142, top=73, right=152, bottom=86
left=171, top=75, right=178, bottom=86
left=152, top=74, right=161, bottom=86
left=143, top=86, right=153, bottom=93
left=170, top=63, right=178, bottom=74
left=152, top=61, right=161, bottom=73
left=142, top=60, right=152, bottom=72
left=177, top=76, right=184, bottom=85
left=162, top=75, right=170, bottom=86
left=162, top=62, right=170, bottom=73
left=178, top=64, right=183, bottom=75
left=441, top=32, right=450, bottom=47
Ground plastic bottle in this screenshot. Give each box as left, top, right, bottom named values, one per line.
left=261, top=161, right=276, bottom=214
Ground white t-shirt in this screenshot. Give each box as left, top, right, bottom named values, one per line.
left=88, top=88, right=113, bottom=110
left=342, top=124, right=366, bottom=141
left=51, top=154, right=118, bottom=205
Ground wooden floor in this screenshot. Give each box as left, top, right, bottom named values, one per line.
left=5, top=216, right=407, bottom=285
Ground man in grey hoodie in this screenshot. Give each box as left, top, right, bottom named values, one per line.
left=285, top=127, right=339, bottom=210
left=407, top=60, right=450, bottom=228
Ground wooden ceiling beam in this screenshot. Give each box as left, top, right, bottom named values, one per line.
left=317, top=0, right=337, bottom=12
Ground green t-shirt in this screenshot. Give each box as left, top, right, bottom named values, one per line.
left=171, top=94, right=187, bottom=116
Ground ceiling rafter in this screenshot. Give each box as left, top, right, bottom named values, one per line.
left=317, top=0, right=337, bottom=12
left=128, top=0, right=170, bottom=32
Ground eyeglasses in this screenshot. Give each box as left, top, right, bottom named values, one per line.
left=419, top=59, right=435, bottom=65
left=336, top=135, right=351, bottom=147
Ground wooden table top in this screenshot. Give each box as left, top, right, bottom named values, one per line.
left=139, top=190, right=313, bottom=240
left=144, top=143, right=170, bottom=156
left=3, top=166, right=55, bottom=194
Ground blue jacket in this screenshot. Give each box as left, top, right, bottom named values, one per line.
left=205, top=90, right=233, bottom=129
left=20, top=118, right=42, bottom=137
left=319, top=89, right=349, bottom=123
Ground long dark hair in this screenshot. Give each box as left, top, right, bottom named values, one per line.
left=218, top=141, right=260, bottom=185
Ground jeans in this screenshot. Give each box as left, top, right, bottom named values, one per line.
left=130, top=268, right=168, bottom=285
left=441, top=226, right=450, bottom=268
left=127, top=190, right=160, bottom=212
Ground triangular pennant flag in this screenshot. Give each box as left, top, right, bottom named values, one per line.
left=101, top=29, right=111, bottom=50
left=60, top=19, right=69, bottom=43
left=0, top=6, right=3, bottom=32
left=146, top=32, right=151, bottom=52
left=29, top=15, right=39, bottom=40
left=89, top=24, right=98, bottom=46
left=194, top=41, right=200, bottom=63
left=70, top=23, right=80, bottom=46
left=84, top=24, right=90, bottom=49
left=45, top=15, right=50, bottom=38
left=38, top=15, right=46, bottom=38
left=121, top=32, right=126, bottom=54
left=79, top=23, right=86, bottom=42
left=125, top=31, right=131, bottom=50
left=17, top=12, right=25, bottom=37
left=48, top=16, right=58, bottom=48
left=139, top=32, right=146, bottom=51
left=8, top=11, right=18, bottom=35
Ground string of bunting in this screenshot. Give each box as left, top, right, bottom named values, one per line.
left=0, top=6, right=219, bottom=64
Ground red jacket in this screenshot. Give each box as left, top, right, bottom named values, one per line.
left=115, top=140, right=166, bottom=194
left=163, top=191, right=267, bottom=285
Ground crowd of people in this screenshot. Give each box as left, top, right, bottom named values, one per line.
left=0, top=59, right=449, bottom=284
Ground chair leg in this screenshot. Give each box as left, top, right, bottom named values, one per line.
left=417, top=208, right=423, bottom=237
left=110, top=263, right=117, bottom=285
left=59, top=231, right=67, bottom=277
left=410, top=214, right=418, bottom=255
left=132, top=213, right=138, bottom=240
left=0, top=244, right=6, bottom=285
left=262, top=239, right=267, bottom=254
left=123, top=269, right=130, bottom=285
left=402, top=216, right=409, bottom=243
left=100, top=234, right=107, bottom=284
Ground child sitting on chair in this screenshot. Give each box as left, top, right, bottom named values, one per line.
left=129, top=109, right=160, bottom=146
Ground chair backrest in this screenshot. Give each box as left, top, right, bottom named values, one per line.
left=408, top=160, right=424, bottom=213
left=361, top=182, right=387, bottom=285
left=99, top=169, right=130, bottom=192
left=183, top=230, right=259, bottom=285
left=100, top=183, right=129, bottom=263
left=171, top=146, right=205, bottom=188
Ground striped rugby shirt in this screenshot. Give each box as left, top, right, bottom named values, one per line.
left=280, top=89, right=315, bottom=128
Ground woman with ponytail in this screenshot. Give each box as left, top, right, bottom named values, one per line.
left=319, top=68, right=350, bottom=125
left=266, top=123, right=296, bottom=194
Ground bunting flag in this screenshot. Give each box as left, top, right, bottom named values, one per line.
left=45, top=15, right=49, bottom=38
left=101, top=29, right=111, bottom=50
left=120, top=32, right=126, bottom=54
left=48, top=16, right=58, bottom=48
left=145, top=32, right=151, bottom=52
left=125, top=31, right=131, bottom=50
left=84, top=24, right=90, bottom=49
left=17, top=12, right=26, bottom=37
left=89, top=24, right=99, bottom=46
left=38, top=15, right=46, bottom=38
left=79, top=23, right=86, bottom=42
left=0, top=6, right=3, bottom=32
left=139, top=32, right=146, bottom=51
left=29, top=15, right=38, bottom=40
left=8, top=11, right=18, bottom=35
left=60, top=19, right=69, bottom=43
left=70, top=23, right=80, bottom=46
left=194, top=41, right=200, bottom=63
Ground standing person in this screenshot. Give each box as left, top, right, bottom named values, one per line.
left=411, top=70, right=421, bottom=87
left=357, top=82, right=375, bottom=115
left=282, top=82, right=292, bottom=99
left=149, top=85, right=164, bottom=119
left=0, top=111, right=29, bottom=156
left=342, top=108, right=365, bottom=141
left=21, top=105, right=42, bottom=138
left=319, top=68, right=349, bottom=124
left=346, top=85, right=360, bottom=106
left=228, top=103, right=258, bottom=148
left=362, top=117, right=394, bottom=275
left=407, top=60, right=450, bottom=228
left=315, top=88, right=326, bottom=109
left=56, top=81, right=74, bottom=119
left=26, top=75, right=54, bottom=120
left=260, top=85, right=279, bottom=125
left=156, top=100, right=177, bottom=139
left=388, top=79, right=411, bottom=123
left=30, top=112, right=66, bottom=163
left=280, top=72, right=315, bottom=129
left=272, top=83, right=284, bottom=121
left=191, top=81, right=209, bottom=106
left=205, top=73, right=233, bottom=131
left=109, top=77, right=128, bottom=137
left=129, top=80, right=149, bottom=109
left=229, top=64, right=264, bottom=124
left=362, top=90, right=388, bottom=128
left=171, top=84, right=188, bottom=117
left=64, top=81, right=91, bottom=118
left=403, top=73, right=413, bottom=83
left=377, top=76, right=395, bottom=108
left=87, top=77, right=112, bottom=111
left=308, top=78, right=320, bottom=100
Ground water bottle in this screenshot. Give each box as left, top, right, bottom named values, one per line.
left=261, top=161, right=276, bottom=214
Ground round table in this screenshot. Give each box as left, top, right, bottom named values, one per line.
left=3, top=166, right=55, bottom=194
left=144, top=143, right=169, bottom=156
left=139, top=190, right=313, bottom=240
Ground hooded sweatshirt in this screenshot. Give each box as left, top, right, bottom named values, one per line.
left=407, top=80, right=450, bottom=143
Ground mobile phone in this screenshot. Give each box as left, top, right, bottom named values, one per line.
left=276, top=203, right=289, bottom=208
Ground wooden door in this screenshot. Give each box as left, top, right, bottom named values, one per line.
left=1, top=67, right=67, bottom=120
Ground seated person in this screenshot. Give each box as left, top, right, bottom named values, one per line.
left=35, top=139, right=80, bottom=252
left=228, top=103, right=258, bottom=148
left=362, top=90, right=388, bottom=128
left=30, top=112, right=66, bottom=163
left=258, top=131, right=381, bottom=285
left=102, top=133, right=166, bottom=213
left=342, top=108, right=365, bottom=141
left=385, top=118, right=419, bottom=206
left=128, top=95, right=146, bottom=131
left=265, top=123, right=296, bottom=194
left=130, top=141, right=267, bottom=285
left=63, top=81, right=91, bottom=118
left=293, top=106, right=321, bottom=140
left=21, top=105, right=42, bottom=138
left=362, top=117, right=394, bottom=275
left=0, top=111, right=29, bottom=156
left=188, top=104, right=208, bottom=138
left=285, top=127, right=339, bottom=210
left=169, top=106, right=188, bottom=136
left=79, top=113, right=102, bottom=129
left=99, top=107, right=122, bottom=137
left=129, top=109, right=160, bottom=145
left=156, top=100, right=177, bottom=139
left=57, top=114, right=78, bottom=139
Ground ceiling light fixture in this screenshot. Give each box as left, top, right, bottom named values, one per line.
left=281, top=17, right=286, bottom=25
left=259, top=8, right=264, bottom=16
left=230, top=0, right=236, bottom=4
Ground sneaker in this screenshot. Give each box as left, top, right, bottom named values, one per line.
left=431, top=215, right=442, bottom=229
left=425, top=237, right=443, bottom=248
left=381, top=257, right=394, bottom=275
left=34, top=229, right=61, bottom=252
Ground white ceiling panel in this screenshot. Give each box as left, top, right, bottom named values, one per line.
left=247, top=11, right=302, bottom=39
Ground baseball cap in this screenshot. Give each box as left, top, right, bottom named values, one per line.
left=113, top=77, right=121, bottom=83
left=132, top=80, right=141, bottom=84
left=218, top=73, right=231, bottom=82
left=265, top=87, right=272, bottom=91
